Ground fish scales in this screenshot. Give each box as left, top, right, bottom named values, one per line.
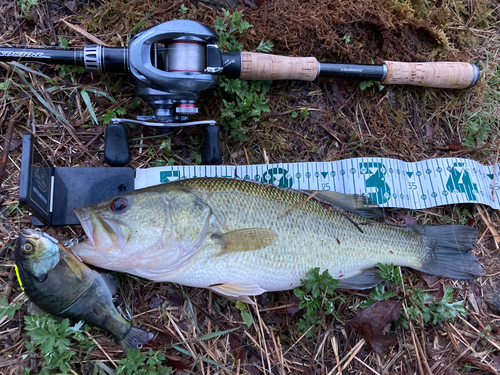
left=72, top=177, right=482, bottom=301
left=170, top=178, right=424, bottom=286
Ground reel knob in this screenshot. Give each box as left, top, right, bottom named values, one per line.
left=104, top=122, right=131, bottom=167
left=202, top=124, right=222, bottom=165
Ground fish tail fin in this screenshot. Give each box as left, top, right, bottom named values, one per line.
left=416, top=225, right=483, bottom=279
left=119, top=326, right=154, bottom=350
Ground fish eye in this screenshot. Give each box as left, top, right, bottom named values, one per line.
left=23, top=243, right=33, bottom=253
left=110, top=198, right=128, bottom=212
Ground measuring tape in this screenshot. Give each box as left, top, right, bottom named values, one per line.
left=135, top=157, right=500, bottom=210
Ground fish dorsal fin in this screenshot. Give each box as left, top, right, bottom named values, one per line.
left=208, top=282, right=266, bottom=304
left=306, top=190, right=384, bottom=218
left=213, top=228, right=278, bottom=255
left=337, top=268, right=384, bottom=290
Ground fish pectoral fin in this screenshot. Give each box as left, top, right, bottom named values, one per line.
left=208, top=282, right=266, bottom=304
left=337, top=268, right=385, bottom=290
left=214, top=228, right=278, bottom=255
left=306, top=190, right=385, bottom=218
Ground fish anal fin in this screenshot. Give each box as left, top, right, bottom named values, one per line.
left=214, top=228, right=278, bottom=255
left=208, top=282, right=266, bottom=304
left=337, top=268, right=385, bottom=290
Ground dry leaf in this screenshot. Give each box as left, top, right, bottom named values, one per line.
left=395, top=211, right=418, bottom=226
left=350, top=300, right=401, bottom=355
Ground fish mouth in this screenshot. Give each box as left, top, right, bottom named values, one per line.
left=20, top=228, right=42, bottom=240
left=20, top=229, right=58, bottom=244
left=73, top=207, right=130, bottom=250
left=100, top=217, right=131, bottom=250
left=73, top=207, right=96, bottom=247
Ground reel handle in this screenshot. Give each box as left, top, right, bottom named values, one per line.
left=104, top=122, right=131, bottom=167
left=202, top=124, right=222, bottom=165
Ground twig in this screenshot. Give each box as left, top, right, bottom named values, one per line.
left=327, top=338, right=365, bottom=374
left=252, top=297, right=272, bottom=375
left=341, top=211, right=364, bottom=233
left=189, top=300, right=262, bottom=360
left=281, top=192, right=318, bottom=217
left=263, top=149, right=269, bottom=164
left=353, top=355, right=381, bottom=375
left=0, top=118, right=15, bottom=186
left=259, top=303, right=298, bottom=313
left=415, top=314, right=433, bottom=375
left=83, top=331, right=117, bottom=368
left=282, top=324, right=316, bottom=358
left=59, top=19, right=109, bottom=46
left=458, top=315, right=500, bottom=350
left=408, top=320, right=425, bottom=375
left=2, top=269, right=15, bottom=301
left=475, top=204, right=500, bottom=249
left=244, top=147, right=250, bottom=165
left=276, top=334, right=285, bottom=375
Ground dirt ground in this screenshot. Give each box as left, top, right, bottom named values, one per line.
left=1, top=0, right=500, bottom=374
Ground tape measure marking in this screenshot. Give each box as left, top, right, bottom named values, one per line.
left=135, top=157, right=500, bottom=209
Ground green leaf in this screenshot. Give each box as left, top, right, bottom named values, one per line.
left=192, top=327, right=241, bottom=342
left=24, top=315, right=93, bottom=374
left=129, top=5, right=154, bottom=36
left=80, top=89, right=98, bottom=125
left=235, top=301, right=246, bottom=310
left=0, top=78, right=12, bottom=90
left=103, top=109, right=117, bottom=124
left=360, top=81, right=374, bottom=91
left=14, top=66, right=75, bottom=129
left=58, top=37, right=69, bottom=50
left=84, top=88, right=117, bottom=103
left=376, top=263, right=404, bottom=286
left=255, top=38, right=274, bottom=53
left=241, top=311, right=253, bottom=328
left=0, top=296, right=23, bottom=319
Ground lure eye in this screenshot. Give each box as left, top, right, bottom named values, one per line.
left=23, top=243, right=33, bottom=253
left=110, top=198, right=128, bottom=212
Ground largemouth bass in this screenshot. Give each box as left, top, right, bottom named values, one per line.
left=72, top=178, right=482, bottom=303
left=15, top=229, right=153, bottom=349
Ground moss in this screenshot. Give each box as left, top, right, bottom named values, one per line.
left=382, top=0, right=415, bottom=20
left=410, top=0, right=431, bottom=20
left=78, top=0, right=152, bottom=36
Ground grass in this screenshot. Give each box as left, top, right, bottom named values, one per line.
left=16, top=0, right=38, bottom=20
left=214, top=9, right=274, bottom=141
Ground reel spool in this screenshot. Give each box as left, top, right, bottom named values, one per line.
left=128, top=20, right=223, bottom=123
left=167, top=41, right=205, bottom=72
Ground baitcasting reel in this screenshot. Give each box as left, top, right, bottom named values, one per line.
left=83, top=20, right=225, bottom=166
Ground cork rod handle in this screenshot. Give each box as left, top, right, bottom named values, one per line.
left=239, top=52, right=319, bottom=81
left=381, top=61, right=480, bottom=89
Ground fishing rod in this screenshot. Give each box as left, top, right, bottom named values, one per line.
left=0, top=20, right=480, bottom=166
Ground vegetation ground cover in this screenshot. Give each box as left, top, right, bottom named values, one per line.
left=0, top=0, right=500, bottom=373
